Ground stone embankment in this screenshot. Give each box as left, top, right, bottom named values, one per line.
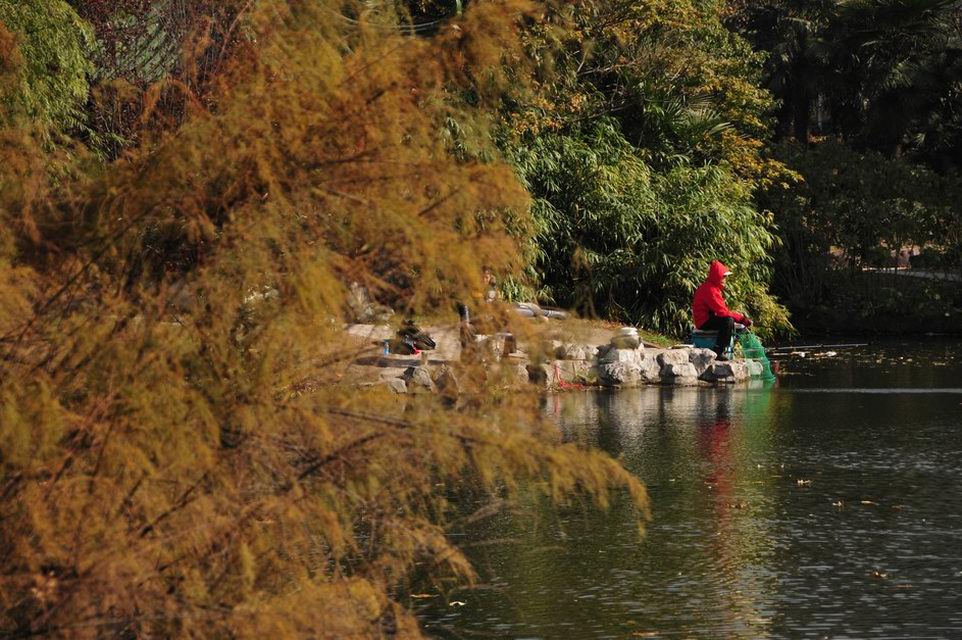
left=345, top=324, right=768, bottom=396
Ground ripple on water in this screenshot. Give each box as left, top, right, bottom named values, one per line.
left=419, top=340, right=962, bottom=638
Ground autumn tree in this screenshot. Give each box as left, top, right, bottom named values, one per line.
left=0, top=1, right=649, bottom=637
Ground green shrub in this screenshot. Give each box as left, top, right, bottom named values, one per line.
left=0, top=0, right=94, bottom=135
left=507, top=117, right=788, bottom=335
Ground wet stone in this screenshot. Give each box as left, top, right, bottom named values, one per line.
left=640, top=356, right=662, bottom=384
left=745, top=359, right=764, bottom=377
left=662, top=362, right=699, bottom=385
left=689, top=348, right=718, bottom=376
left=701, top=362, right=744, bottom=383
left=598, top=362, right=643, bottom=387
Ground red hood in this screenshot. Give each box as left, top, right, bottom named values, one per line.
left=707, top=260, right=730, bottom=287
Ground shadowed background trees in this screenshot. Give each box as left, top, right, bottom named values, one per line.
left=731, top=0, right=962, bottom=331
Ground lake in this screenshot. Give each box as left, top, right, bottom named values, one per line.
left=417, top=338, right=962, bottom=639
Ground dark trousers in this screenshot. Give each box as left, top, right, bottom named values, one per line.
left=698, top=313, right=734, bottom=355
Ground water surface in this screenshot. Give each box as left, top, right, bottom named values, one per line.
left=418, top=338, right=962, bottom=639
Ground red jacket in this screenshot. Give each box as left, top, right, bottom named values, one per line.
left=692, top=260, right=747, bottom=328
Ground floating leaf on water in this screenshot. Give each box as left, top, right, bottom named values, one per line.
left=872, top=570, right=888, bottom=579
left=832, top=500, right=844, bottom=507
left=411, top=594, right=435, bottom=599
left=860, top=500, right=877, bottom=505
left=448, top=600, right=467, bottom=607
left=796, top=479, right=812, bottom=486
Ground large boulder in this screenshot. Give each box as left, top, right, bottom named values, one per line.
left=701, top=362, right=733, bottom=383
left=731, top=361, right=749, bottom=381
left=639, top=354, right=662, bottom=384
left=598, top=362, right=643, bottom=387
left=700, top=361, right=749, bottom=383
left=598, top=346, right=646, bottom=366
left=595, top=343, right=612, bottom=360
left=511, top=363, right=531, bottom=387
left=529, top=360, right=597, bottom=389
left=403, top=366, right=436, bottom=394
left=656, top=348, right=691, bottom=367
left=540, top=339, right=564, bottom=360
left=557, top=343, right=595, bottom=361
left=485, top=362, right=530, bottom=389
left=468, top=333, right=516, bottom=363
left=526, top=363, right=550, bottom=387
left=432, top=364, right=461, bottom=398
left=378, top=367, right=409, bottom=381
left=550, top=360, right=594, bottom=386
left=661, top=362, right=699, bottom=385
left=688, top=348, right=717, bottom=376
left=382, top=377, right=407, bottom=394
left=526, top=360, right=598, bottom=389
left=345, top=282, right=393, bottom=323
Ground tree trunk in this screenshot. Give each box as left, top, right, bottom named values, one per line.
left=792, top=87, right=812, bottom=143
left=774, top=92, right=794, bottom=141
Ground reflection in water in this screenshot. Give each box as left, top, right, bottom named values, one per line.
left=420, top=341, right=962, bottom=639
left=697, top=399, right=766, bottom=637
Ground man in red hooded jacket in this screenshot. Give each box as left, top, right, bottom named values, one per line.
left=692, top=260, right=751, bottom=360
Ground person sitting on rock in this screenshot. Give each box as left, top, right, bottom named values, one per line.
left=692, top=260, right=751, bottom=361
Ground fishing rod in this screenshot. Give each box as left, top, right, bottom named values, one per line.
left=766, top=343, right=868, bottom=352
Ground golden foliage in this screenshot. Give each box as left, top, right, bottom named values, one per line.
left=0, top=1, right=648, bottom=637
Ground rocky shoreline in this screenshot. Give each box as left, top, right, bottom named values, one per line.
left=345, top=323, right=769, bottom=396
